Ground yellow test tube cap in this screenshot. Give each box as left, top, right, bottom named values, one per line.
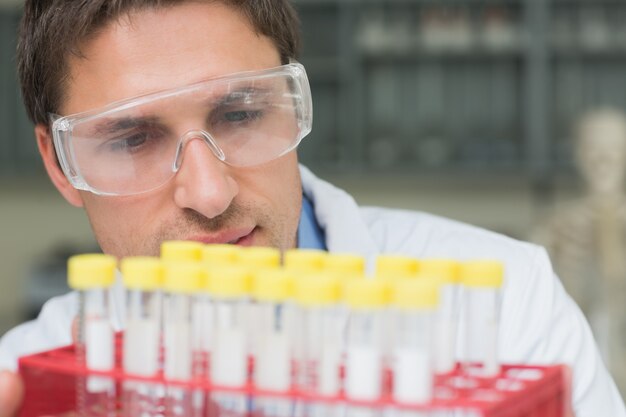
left=324, top=253, right=365, bottom=277
left=284, top=249, right=327, bottom=271
left=239, top=247, right=281, bottom=269
left=375, top=255, right=419, bottom=280
left=121, top=256, right=164, bottom=291
left=207, top=265, right=252, bottom=298
left=160, top=240, right=203, bottom=262
left=344, top=279, right=390, bottom=309
left=461, top=260, right=504, bottom=288
left=163, top=261, right=204, bottom=293
left=253, top=268, right=295, bottom=302
left=294, top=273, right=340, bottom=307
left=392, top=278, right=440, bottom=310
left=418, top=259, right=461, bottom=284
left=202, top=244, right=241, bottom=265
left=68, top=254, right=117, bottom=290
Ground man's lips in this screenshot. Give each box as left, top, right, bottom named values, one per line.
left=188, top=226, right=256, bottom=246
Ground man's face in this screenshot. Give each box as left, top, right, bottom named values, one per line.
left=43, top=2, right=303, bottom=258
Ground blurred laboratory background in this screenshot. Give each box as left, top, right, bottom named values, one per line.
left=3, top=0, right=626, bottom=394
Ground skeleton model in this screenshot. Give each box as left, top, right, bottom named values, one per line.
left=534, top=108, right=626, bottom=394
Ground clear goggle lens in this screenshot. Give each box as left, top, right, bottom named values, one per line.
left=51, top=63, right=312, bottom=196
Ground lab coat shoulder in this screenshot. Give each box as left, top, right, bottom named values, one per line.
left=0, top=291, right=76, bottom=371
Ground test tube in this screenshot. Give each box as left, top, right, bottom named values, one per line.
left=68, top=254, right=117, bottom=417
left=161, top=240, right=204, bottom=262
left=162, top=261, right=204, bottom=417
left=390, top=278, right=439, bottom=413
left=461, top=261, right=504, bottom=378
left=375, top=255, right=419, bottom=280
left=321, top=253, right=365, bottom=378
left=419, top=260, right=461, bottom=375
left=120, top=257, right=164, bottom=417
left=202, top=243, right=241, bottom=265
left=195, top=244, right=241, bottom=382
left=375, top=255, right=419, bottom=368
left=238, top=246, right=281, bottom=270
left=284, top=248, right=327, bottom=273
left=323, top=253, right=366, bottom=279
left=251, top=268, right=296, bottom=417
left=293, top=272, right=343, bottom=417
left=207, top=265, right=252, bottom=415
left=344, top=279, right=389, bottom=417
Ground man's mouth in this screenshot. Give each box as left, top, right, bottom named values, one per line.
left=189, top=226, right=257, bottom=247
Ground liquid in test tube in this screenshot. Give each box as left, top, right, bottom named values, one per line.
left=461, top=261, right=504, bottom=378
left=419, top=260, right=461, bottom=375
left=344, top=279, right=389, bottom=417
left=293, top=272, right=343, bottom=417
left=120, top=257, right=164, bottom=417
left=391, top=278, right=439, bottom=417
left=207, top=265, right=252, bottom=416
left=252, top=268, right=296, bottom=417
left=162, top=261, right=204, bottom=417
left=68, top=254, right=117, bottom=417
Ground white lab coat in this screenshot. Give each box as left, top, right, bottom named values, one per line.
left=1, top=166, right=624, bottom=416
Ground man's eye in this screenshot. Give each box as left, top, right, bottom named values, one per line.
left=107, top=132, right=150, bottom=153
left=223, top=110, right=262, bottom=123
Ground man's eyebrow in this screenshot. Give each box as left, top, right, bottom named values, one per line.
left=91, top=116, right=161, bottom=136
left=212, top=87, right=272, bottom=106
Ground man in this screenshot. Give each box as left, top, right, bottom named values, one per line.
left=0, top=1, right=623, bottom=416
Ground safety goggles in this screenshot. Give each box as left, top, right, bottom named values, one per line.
left=50, top=62, right=312, bottom=196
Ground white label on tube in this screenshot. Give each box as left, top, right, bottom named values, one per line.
left=124, top=318, right=159, bottom=376
left=212, top=328, right=246, bottom=387
left=393, top=347, right=432, bottom=404
left=345, top=346, right=381, bottom=401
left=319, top=341, right=340, bottom=396
left=257, top=332, right=290, bottom=391
left=434, top=318, right=456, bottom=374
left=85, top=318, right=114, bottom=393
left=192, top=302, right=212, bottom=352
left=164, top=322, right=191, bottom=380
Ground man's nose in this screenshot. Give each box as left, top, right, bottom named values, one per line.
left=172, top=133, right=238, bottom=219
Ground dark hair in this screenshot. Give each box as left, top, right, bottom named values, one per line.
left=17, top=0, right=301, bottom=125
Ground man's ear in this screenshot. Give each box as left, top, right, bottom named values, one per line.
left=35, top=124, right=84, bottom=208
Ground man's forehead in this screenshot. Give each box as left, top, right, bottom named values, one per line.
left=62, top=1, right=281, bottom=115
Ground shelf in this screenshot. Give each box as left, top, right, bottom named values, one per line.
left=552, top=48, right=626, bottom=59
left=359, top=48, right=524, bottom=62
left=294, top=0, right=522, bottom=6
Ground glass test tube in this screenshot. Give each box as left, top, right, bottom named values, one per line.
left=322, top=253, right=366, bottom=385
left=252, top=268, right=296, bottom=417
left=163, top=261, right=203, bottom=417
left=375, top=255, right=420, bottom=370
left=461, top=261, right=504, bottom=378
left=121, top=257, right=164, bottom=417
left=294, top=272, right=343, bottom=417
left=161, top=240, right=204, bottom=262
left=208, top=265, right=252, bottom=416
left=344, top=279, right=389, bottom=417
left=284, top=248, right=327, bottom=273
left=419, top=260, right=461, bottom=375
left=68, top=254, right=117, bottom=417
left=194, top=245, right=241, bottom=389
left=323, top=253, right=365, bottom=279
left=391, top=279, right=439, bottom=416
